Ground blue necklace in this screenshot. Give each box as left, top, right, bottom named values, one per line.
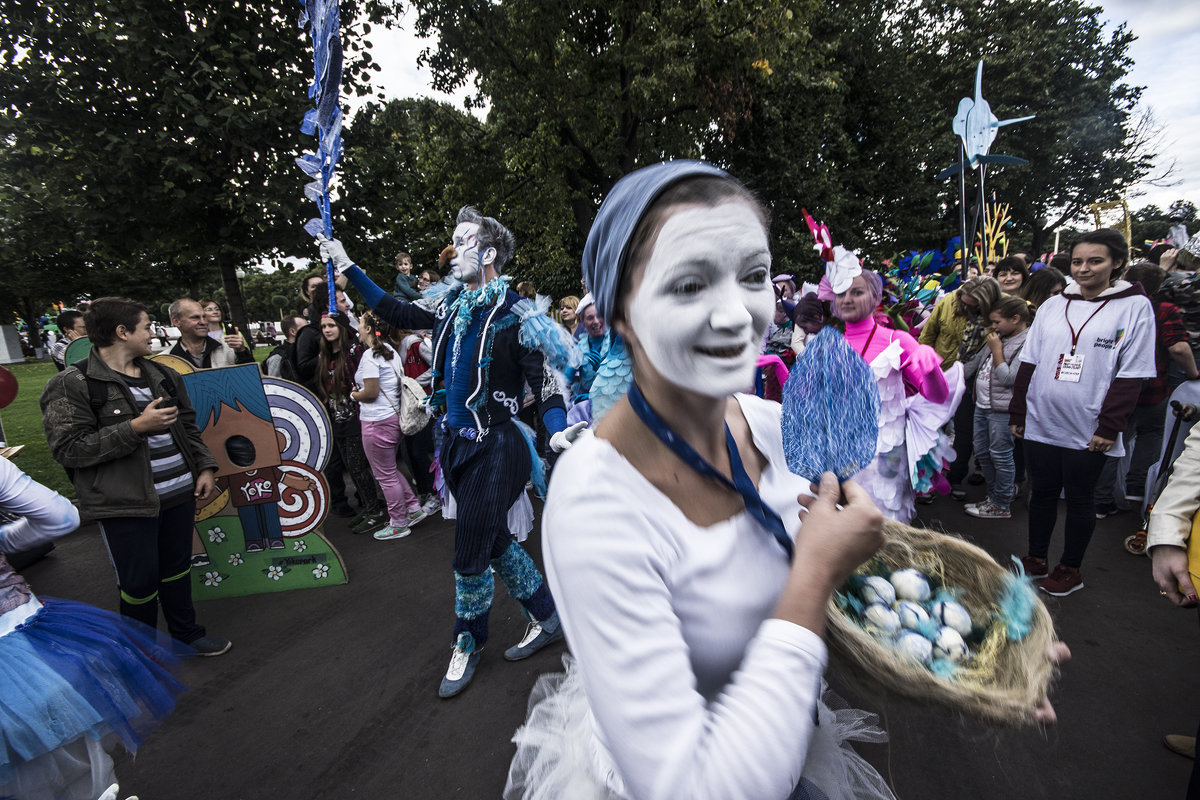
left=627, top=381, right=793, bottom=561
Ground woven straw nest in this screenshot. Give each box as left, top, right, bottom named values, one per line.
left=825, top=520, right=1058, bottom=725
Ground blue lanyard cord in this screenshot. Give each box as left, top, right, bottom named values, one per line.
left=627, top=382, right=794, bottom=561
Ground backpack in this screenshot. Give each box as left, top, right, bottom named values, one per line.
left=402, top=339, right=430, bottom=389
left=263, top=341, right=299, bottom=382
left=398, top=375, right=431, bottom=436
left=63, top=358, right=179, bottom=482
left=379, top=352, right=431, bottom=436
left=75, top=357, right=178, bottom=421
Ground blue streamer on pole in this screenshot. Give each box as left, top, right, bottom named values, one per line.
left=297, top=0, right=345, bottom=314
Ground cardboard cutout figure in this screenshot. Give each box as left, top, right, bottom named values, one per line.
left=150, top=359, right=346, bottom=597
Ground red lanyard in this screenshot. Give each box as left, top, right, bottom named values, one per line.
left=858, top=323, right=878, bottom=357
left=1064, top=298, right=1110, bottom=356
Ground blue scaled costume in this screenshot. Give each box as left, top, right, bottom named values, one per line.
left=341, top=260, right=575, bottom=670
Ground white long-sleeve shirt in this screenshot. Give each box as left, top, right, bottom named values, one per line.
left=543, top=394, right=827, bottom=800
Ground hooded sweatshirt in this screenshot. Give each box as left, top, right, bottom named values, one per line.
left=1008, top=280, right=1155, bottom=457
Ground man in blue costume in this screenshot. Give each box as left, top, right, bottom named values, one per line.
left=318, top=207, right=582, bottom=698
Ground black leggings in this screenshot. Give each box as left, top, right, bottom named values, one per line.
left=948, top=386, right=976, bottom=485
left=1024, top=439, right=1107, bottom=568
left=333, top=426, right=383, bottom=515
left=99, top=500, right=205, bottom=643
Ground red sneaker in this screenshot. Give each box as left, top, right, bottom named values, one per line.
left=1017, top=555, right=1048, bottom=580
left=1039, top=564, right=1084, bottom=597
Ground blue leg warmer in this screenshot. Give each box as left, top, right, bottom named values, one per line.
left=453, top=570, right=494, bottom=646
left=491, top=540, right=555, bottom=623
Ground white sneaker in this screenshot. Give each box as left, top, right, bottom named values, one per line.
left=438, top=634, right=482, bottom=698
left=421, top=494, right=442, bottom=515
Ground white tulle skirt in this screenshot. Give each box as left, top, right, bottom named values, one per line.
left=504, top=655, right=897, bottom=800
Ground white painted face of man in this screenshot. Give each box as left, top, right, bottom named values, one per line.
left=628, top=202, right=773, bottom=398
left=450, top=222, right=482, bottom=282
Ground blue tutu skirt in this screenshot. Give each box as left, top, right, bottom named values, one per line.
left=0, top=596, right=186, bottom=785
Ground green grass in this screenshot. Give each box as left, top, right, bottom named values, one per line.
left=5, top=347, right=272, bottom=499
left=4, top=360, right=73, bottom=496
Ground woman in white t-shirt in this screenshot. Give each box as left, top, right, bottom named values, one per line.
left=1009, top=229, right=1156, bottom=597
left=350, top=312, right=425, bottom=541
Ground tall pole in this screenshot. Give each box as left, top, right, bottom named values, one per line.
left=977, top=163, right=988, bottom=270
left=958, top=142, right=969, bottom=278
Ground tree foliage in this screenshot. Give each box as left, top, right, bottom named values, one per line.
left=408, top=0, right=820, bottom=297
left=0, top=0, right=1160, bottom=320
left=0, top=0, right=386, bottom=335
left=334, top=97, right=500, bottom=284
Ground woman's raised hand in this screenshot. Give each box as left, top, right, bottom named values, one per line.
left=795, top=473, right=885, bottom=588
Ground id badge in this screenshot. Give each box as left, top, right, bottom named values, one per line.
left=1055, top=353, right=1084, bottom=383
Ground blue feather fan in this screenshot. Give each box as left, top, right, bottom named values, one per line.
left=782, top=327, right=880, bottom=482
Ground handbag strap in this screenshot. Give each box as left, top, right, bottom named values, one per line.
left=372, top=347, right=404, bottom=417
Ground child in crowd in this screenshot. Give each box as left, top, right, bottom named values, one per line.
left=393, top=252, right=421, bottom=301
left=965, top=295, right=1031, bottom=519
left=350, top=311, right=427, bottom=541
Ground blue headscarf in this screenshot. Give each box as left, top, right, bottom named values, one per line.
left=582, top=160, right=736, bottom=324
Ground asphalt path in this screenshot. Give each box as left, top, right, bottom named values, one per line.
left=22, top=484, right=1199, bottom=799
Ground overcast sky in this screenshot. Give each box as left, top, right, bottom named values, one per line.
left=356, top=1, right=1199, bottom=218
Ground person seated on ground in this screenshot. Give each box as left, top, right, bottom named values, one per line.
left=168, top=298, right=253, bottom=369
left=50, top=309, right=87, bottom=371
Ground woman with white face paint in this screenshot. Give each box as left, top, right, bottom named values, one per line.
left=833, top=270, right=954, bottom=522
left=506, top=162, right=894, bottom=800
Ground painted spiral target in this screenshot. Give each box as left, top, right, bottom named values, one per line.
left=263, top=377, right=331, bottom=471
left=277, top=462, right=329, bottom=536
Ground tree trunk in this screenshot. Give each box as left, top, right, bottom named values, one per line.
left=1030, top=226, right=1047, bottom=258
left=216, top=251, right=254, bottom=351
left=20, top=296, right=42, bottom=360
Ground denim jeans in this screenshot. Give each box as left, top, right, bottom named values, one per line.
left=973, top=407, right=1015, bottom=507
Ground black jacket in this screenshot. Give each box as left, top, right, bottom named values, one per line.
left=358, top=277, right=565, bottom=432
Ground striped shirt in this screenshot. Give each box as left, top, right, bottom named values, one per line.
left=122, top=375, right=194, bottom=507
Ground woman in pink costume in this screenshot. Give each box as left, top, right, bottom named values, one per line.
left=835, top=270, right=960, bottom=521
